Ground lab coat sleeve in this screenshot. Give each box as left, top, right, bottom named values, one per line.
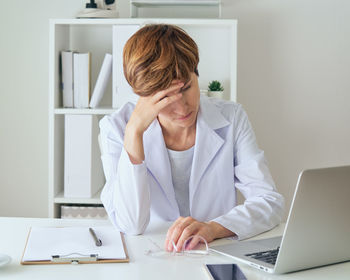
left=99, top=113, right=151, bottom=235
left=212, top=105, right=285, bottom=240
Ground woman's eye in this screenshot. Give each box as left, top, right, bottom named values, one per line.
left=181, top=86, right=191, bottom=92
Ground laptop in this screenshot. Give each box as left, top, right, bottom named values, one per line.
left=210, top=165, right=350, bottom=274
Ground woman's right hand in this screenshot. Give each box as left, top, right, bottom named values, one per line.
left=124, top=82, right=184, bottom=164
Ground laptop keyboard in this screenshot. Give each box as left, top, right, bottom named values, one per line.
left=245, top=247, right=280, bottom=265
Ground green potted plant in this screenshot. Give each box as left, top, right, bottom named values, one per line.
left=208, top=80, right=224, bottom=99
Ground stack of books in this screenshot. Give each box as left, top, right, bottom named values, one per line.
left=61, top=52, right=112, bottom=108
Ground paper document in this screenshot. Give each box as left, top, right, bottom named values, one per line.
left=22, top=226, right=126, bottom=262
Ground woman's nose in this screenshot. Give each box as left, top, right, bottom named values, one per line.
left=172, top=96, right=187, bottom=113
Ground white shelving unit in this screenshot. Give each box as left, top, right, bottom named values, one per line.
left=53, top=189, right=102, bottom=204
left=54, top=107, right=115, bottom=115
left=48, top=18, right=237, bottom=218
left=130, top=0, right=222, bottom=18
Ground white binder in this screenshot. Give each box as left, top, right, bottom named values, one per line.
left=73, top=52, right=91, bottom=108
left=112, top=24, right=140, bottom=108
left=90, top=53, right=112, bottom=108
left=64, top=114, right=104, bottom=198
left=61, top=51, right=74, bottom=107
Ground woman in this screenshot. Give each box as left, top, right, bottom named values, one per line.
left=99, top=24, right=284, bottom=252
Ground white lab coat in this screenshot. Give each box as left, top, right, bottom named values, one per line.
left=99, top=96, right=284, bottom=240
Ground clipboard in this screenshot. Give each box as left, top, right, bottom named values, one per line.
left=21, top=226, right=129, bottom=265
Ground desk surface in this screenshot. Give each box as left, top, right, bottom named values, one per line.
left=0, top=217, right=349, bottom=280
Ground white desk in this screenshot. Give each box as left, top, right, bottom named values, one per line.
left=0, top=217, right=349, bottom=279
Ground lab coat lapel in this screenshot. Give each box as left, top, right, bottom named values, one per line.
left=143, top=119, right=179, bottom=212
left=189, top=98, right=230, bottom=208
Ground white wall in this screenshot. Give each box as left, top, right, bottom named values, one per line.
left=0, top=0, right=349, bottom=219
left=223, top=0, right=350, bottom=217
left=0, top=0, right=82, bottom=217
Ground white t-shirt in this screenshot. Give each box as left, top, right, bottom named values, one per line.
left=167, top=146, right=195, bottom=217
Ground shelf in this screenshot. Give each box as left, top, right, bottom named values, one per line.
left=51, top=18, right=234, bottom=26
left=54, top=107, right=116, bottom=115
left=130, top=0, right=222, bottom=18
left=131, top=0, right=221, bottom=7
left=54, top=189, right=102, bottom=204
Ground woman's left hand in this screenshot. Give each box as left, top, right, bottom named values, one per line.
left=164, top=216, right=232, bottom=252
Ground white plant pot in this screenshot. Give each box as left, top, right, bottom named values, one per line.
left=208, top=91, right=224, bottom=99
left=200, top=89, right=209, bottom=96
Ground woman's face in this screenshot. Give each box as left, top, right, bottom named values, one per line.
left=157, top=72, right=200, bottom=130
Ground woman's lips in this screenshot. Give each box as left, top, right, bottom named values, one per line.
left=177, top=112, right=192, bottom=120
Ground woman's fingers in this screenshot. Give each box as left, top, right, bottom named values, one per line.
left=156, top=93, right=182, bottom=111
left=175, top=222, right=199, bottom=252
left=164, top=217, right=184, bottom=251
left=131, top=82, right=184, bottom=134
left=165, top=217, right=194, bottom=252
left=168, top=219, right=193, bottom=251
left=186, top=235, right=202, bottom=251
left=152, top=82, right=184, bottom=103
left=164, top=218, right=221, bottom=253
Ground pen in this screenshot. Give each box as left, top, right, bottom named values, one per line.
left=89, top=228, right=102, bottom=247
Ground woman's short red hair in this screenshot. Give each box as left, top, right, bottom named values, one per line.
left=123, top=24, right=199, bottom=96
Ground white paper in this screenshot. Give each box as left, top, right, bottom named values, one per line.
left=22, top=226, right=126, bottom=261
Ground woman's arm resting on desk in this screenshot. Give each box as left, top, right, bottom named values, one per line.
left=164, top=105, right=284, bottom=249
left=210, top=105, right=284, bottom=240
